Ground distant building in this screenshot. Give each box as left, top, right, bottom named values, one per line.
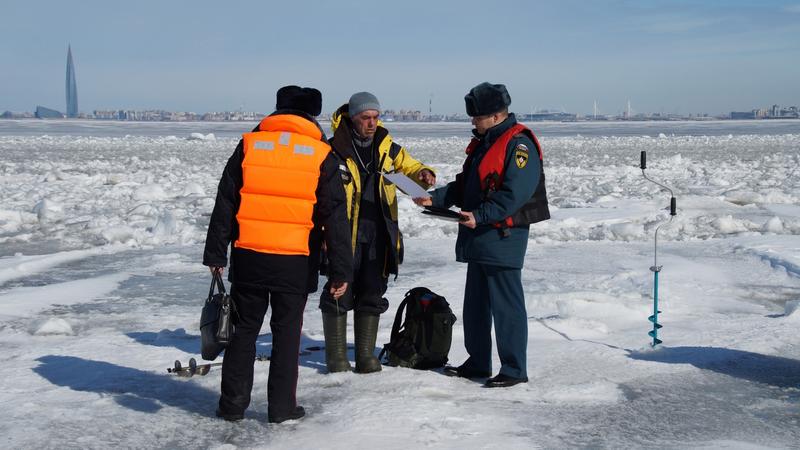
left=200, top=111, right=262, bottom=121
left=382, top=109, right=423, bottom=122
left=729, top=105, right=799, bottom=120
left=730, top=111, right=756, bottom=120
left=521, top=111, right=577, bottom=121
left=35, top=106, right=64, bottom=119
left=1, top=111, right=34, bottom=119
left=66, top=45, right=78, bottom=118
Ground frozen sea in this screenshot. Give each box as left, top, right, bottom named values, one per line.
left=1, top=118, right=799, bottom=449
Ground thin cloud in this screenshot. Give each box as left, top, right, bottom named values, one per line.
left=636, top=14, right=721, bottom=34
left=785, top=4, right=800, bottom=13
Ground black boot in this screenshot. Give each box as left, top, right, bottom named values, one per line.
left=268, top=405, right=305, bottom=423
left=484, top=374, right=529, bottom=388
left=443, top=364, right=491, bottom=379
left=215, top=408, right=244, bottom=422
left=322, top=313, right=352, bottom=373
left=354, top=313, right=381, bottom=373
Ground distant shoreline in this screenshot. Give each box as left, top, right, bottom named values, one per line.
left=0, top=117, right=798, bottom=124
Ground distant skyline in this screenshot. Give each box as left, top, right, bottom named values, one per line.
left=2, top=0, right=799, bottom=115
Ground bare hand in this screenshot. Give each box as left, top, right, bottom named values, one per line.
left=418, top=169, right=436, bottom=187
left=413, top=197, right=432, bottom=207
left=330, top=281, right=348, bottom=299
left=459, top=211, right=476, bottom=228
left=209, top=266, right=224, bottom=276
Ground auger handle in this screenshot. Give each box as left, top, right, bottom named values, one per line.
left=640, top=151, right=646, bottom=170
left=670, top=197, right=676, bottom=216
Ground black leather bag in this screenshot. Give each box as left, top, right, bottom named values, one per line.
left=200, top=272, right=236, bottom=361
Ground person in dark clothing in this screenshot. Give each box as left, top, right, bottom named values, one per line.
left=320, top=92, right=436, bottom=374
left=415, top=82, right=550, bottom=388
left=203, top=85, right=353, bottom=423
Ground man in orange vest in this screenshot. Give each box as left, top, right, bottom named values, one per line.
left=204, top=86, right=353, bottom=423
left=416, top=82, right=549, bottom=388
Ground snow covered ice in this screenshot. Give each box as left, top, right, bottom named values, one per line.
left=1, top=119, right=799, bottom=448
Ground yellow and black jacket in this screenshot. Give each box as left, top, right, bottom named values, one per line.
left=330, top=104, right=435, bottom=277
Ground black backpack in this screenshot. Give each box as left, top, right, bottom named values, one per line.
left=379, top=287, right=457, bottom=369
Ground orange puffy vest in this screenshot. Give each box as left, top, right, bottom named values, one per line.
left=234, top=114, right=331, bottom=255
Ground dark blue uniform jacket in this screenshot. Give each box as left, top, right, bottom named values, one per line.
left=431, top=114, right=540, bottom=269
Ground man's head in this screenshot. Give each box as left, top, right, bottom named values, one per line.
left=276, top=85, right=322, bottom=117
left=465, top=82, right=511, bottom=134
left=348, top=91, right=381, bottom=138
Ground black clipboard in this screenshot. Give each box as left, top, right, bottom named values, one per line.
left=421, top=206, right=464, bottom=222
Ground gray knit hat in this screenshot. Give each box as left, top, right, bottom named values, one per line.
left=348, top=91, right=380, bottom=116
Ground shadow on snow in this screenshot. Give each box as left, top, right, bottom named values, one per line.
left=629, top=346, right=800, bottom=389
left=126, top=328, right=200, bottom=354
left=33, top=355, right=218, bottom=415
left=534, top=317, right=800, bottom=389
left=124, top=328, right=372, bottom=375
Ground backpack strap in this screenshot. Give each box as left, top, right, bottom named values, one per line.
left=390, top=296, right=411, bottom=342
left=378, top=293, right=412, bottom=362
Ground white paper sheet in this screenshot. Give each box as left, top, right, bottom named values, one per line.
left=381, top=172, right=431, bottom=198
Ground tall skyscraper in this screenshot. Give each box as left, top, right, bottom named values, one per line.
left=65, top=45, right=78, bottom=118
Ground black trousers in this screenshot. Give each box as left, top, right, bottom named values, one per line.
left=319, top=241, right=388, bottom=316
left=218, top=284, right=306, bottom=418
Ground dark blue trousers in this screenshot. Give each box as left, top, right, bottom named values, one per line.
left=462, top=262, right=528, bottom=379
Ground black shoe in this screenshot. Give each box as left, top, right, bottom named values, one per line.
left=215, top=408, right=244, bottom=422
left=484, top=373, right=528, bottom=388
left=268, top=406, right=305, bottom=424
left=443, top=364, right=491, bottom=379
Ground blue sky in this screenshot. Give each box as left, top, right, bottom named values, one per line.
left=1, top=0, right=799, bottom=115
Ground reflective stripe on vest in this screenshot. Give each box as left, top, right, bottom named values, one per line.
left=235, top=114, right=330, bottom=255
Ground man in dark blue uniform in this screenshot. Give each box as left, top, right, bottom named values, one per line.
left=416, top=82, right=549, bottom=388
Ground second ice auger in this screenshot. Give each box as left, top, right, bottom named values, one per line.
left=640, top=151, right=676, bottom=347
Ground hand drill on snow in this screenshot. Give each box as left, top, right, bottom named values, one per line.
left=640, top=151, right=676, bottom=347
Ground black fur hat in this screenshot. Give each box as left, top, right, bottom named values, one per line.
left=276, top=85, right=322, bottom=117
left=464, top=82, right=511, bottom=117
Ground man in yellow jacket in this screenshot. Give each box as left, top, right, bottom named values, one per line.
left=320, top=92, right=435, bottom=373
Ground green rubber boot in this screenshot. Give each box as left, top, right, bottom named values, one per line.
left=354, top=313, right=382, bottom=374
left=322, top=313, right=352, bottom=373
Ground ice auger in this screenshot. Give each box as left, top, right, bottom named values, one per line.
left=640, top=151, right=676, bottom=347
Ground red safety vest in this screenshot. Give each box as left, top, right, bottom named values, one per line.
left=462, top=123, right=549, bottom=229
